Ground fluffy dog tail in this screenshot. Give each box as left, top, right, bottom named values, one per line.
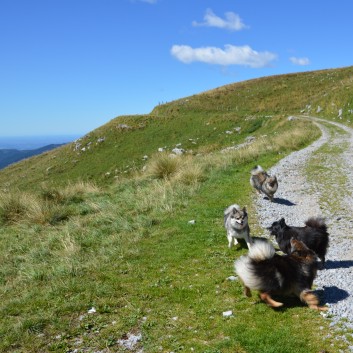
left=248, top=239, right=276, bottom=261
left=305, top=217, right=328, bottom=233
left=234, top=240, right=275, bottom=290
left=250, top=165, right=264, bottom=176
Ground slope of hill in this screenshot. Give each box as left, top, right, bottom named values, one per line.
left=0, top=65, right=352, bottom=191
left=0, top=66, right=353, bottom=352
left=0, top=144, right=64, bottom=170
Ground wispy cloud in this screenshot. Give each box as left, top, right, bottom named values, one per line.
left=171, top=44, right=277, bottom=68
left=192, top=8, right=248, bottom=31
left=132, top=0, right=158, bottom=4
left=290, top=57, right=310, bottom=65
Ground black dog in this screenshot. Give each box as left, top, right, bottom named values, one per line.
left=235, top=238, right=327, bottom=310
left=268, top=217, right=329, bottom=267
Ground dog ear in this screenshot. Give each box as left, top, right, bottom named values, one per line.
left=242, top=206, right=247, bottom=213
left=279, top=218, right=285, bottom=226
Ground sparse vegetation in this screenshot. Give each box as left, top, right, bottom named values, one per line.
left=0, top=181, right=100, bottom=226
left=0, top=66, right=353, bottom=352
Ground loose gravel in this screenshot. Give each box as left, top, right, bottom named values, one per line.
left=252, top=116, right=353, bottom=350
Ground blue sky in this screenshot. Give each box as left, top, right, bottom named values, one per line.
left=1, top=0, right=352, bottom=137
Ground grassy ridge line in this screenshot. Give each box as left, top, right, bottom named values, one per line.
left=1, top=66, right=353, bottom=191
left=1, top=119, right=348, bottom=352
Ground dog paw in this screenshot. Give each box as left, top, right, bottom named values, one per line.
left=315, top=305, right=329, bottom=311
left=244, top=286, right=252, bottom=297
left=260, top=292, right=283, bottom=307
left=300, top=291, right=326, bottom=310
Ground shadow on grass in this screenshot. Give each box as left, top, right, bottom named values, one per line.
left=230, top=238, right=252, bottom=250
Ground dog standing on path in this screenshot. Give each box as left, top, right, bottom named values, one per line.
left=250, top=165, right=278, bottom=202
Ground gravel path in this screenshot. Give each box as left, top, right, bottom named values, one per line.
left=252, top=116, right=353, bottom=349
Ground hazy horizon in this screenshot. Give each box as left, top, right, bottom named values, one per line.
left=0, top=134, right=82, bottom=150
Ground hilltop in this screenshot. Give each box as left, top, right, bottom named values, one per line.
left=0, top=65, right=352, bottom=191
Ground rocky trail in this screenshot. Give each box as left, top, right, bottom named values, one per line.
left=252, top=116, right=353, bottom=350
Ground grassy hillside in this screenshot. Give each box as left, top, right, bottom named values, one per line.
left=0, top=66, right=353, bottom=352
left=1, top=65, right=352, bottom=191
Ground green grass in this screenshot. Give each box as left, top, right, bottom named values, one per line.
left=0, top=119, right=346, bottom=352
left=1, top=66, right=353, bottom=352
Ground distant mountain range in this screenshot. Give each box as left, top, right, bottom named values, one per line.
left=0, top=144, right=65, bottom=169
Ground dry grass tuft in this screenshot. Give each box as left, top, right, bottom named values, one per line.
left=146, top=152, right=182, bottom=179
left=0, top=191, right=40, bottom=224
left=0, top=181, right=100, bottom=226
left=173, top=158, right=206, bottom=185
left=64, top=181, right=100, bottom=195
left=41, top=181, right=100, bottom=204
left=0, top=191, right=71, bottom=225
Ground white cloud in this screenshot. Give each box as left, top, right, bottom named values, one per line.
left=192, top=8, right=248, bottom=31
left=171, top=44, right=277, bottom=68
left=290, top=57, right=310, bottom=65
left=133, top=0, right=157, bottom=4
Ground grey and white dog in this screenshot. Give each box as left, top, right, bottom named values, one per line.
left=224, top=204, right=253, bottom=249
left=250, top=165, right=278, bottom=202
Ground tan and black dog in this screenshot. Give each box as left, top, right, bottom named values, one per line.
left=234, top=238, right=327, bottom=310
